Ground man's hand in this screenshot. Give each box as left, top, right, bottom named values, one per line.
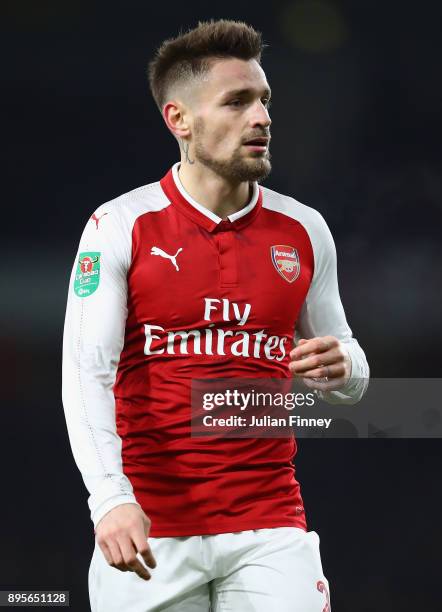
left=95, top=503, right=156, bottom=580
left=289, top=335, right=352, bottom=391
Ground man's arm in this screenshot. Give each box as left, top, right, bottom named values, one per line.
left=62, top=202, right=156, bottom=579
left=289, top=209, right=369, bottom=404
left=61, top=202, right=140, bottom=526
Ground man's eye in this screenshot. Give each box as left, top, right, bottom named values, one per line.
left=262, top=98, right=272, bottom=108
left=227, top=100, right=243, bottom=107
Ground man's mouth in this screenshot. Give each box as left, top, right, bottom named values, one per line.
left=243, top=137, right=269, bottom=152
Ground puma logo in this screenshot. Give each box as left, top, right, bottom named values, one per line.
left=90, top=212, right=108, bottom=229
left=150, top=246, right=183, bottom=271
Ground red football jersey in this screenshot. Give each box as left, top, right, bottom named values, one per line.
left=62, top=162, right=369, bottom=536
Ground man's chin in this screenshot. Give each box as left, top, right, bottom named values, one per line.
left=240, top=157, right=272, bottom=182
left=195, top=150, right=271, bottom=183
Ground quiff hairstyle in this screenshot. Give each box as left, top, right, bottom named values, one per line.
left=147, top=19, right=265, bottom=111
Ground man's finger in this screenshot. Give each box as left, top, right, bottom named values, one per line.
left=119, top=537, right=151, bottom=580
left=289, top=347, right=343, bottom=375
left=302, top=375, right=348, bottom=392
left=290, top=338, right=317, bottom=360
left=97, top=541, right=115, bottom=568
left=290, top=336, right=337, bottom=360
left=298, top=362, right=347, bottom=380
left=131, top=531, right=157, bottom=569
left=105, top=539, right=127, bottom=571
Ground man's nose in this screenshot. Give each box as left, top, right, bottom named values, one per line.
left=250, top=101, right=272, bottom=128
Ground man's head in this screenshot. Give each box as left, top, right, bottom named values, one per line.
left=147, top=20, right=272, bottom=183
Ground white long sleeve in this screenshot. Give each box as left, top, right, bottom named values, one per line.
left=61, top=199, right=141, bottom=530
left=262, top=189, right=369, bottom=404
left=294, top=207, right=369, bottom=404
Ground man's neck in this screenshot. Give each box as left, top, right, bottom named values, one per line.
left=178, top=159, right=252, bottom=220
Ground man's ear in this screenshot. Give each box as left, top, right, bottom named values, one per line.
left=163, top=100, right=191, bottom=139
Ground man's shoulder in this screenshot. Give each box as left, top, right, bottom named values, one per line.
left=260, top=185, right=336, bottom=258
left=260, top=184, right=327, bottom=233
left=93, top=179, right=170, bottom=221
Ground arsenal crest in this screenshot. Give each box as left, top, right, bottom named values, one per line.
left=270, top=245, right=300, bottom=283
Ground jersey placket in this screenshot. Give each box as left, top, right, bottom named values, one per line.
left=214, top=220, right=238, bottom=288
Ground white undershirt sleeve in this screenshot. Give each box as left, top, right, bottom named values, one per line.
left=61, top=202, right=141, bottom=530
left=295, top=208, right=370, bottom=404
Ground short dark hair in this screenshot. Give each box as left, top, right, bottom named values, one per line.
left=147, top=19, right=265, bottom=111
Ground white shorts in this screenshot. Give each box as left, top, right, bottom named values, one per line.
left=89, top=527, right=331, bottom=611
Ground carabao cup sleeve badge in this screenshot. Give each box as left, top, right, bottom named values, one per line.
left=74, top=252, right=101, bottom=297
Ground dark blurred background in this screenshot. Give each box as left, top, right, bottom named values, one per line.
left=1, top=0, right=441, bottom=610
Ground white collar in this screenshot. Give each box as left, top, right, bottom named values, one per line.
left=171, top=162, right=259, bottom=224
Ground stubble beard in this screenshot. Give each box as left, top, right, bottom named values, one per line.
left=192, top=118, right=272, bottom=183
